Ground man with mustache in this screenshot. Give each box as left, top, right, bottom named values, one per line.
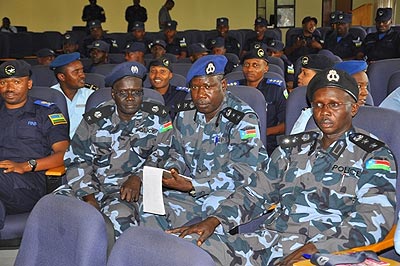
left=140, top=55, right=268, bottom=231
left=168, top=68, right=396, bottom=266
left=50, top=52, right=98, bottom=138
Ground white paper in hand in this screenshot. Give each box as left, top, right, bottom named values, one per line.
left=143, top=166, right=165, bottom=215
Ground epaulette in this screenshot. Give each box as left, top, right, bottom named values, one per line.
left=227, top=81, right=239, bottom=87
left=265, top=78, right=283, bottom=86
left=175, top=86, right=190, bottom=93
left=84, top=83, right=99, bottom=91
left=34, top=99, right=55, bottom=108
left=221, top=107, right=245, bottom=124
left=179, top=37, right=187, bottom=47
left=352, top=38, right=362, bottom=47
left=174, top=100, right=196, bottom=112
left=84, top=105, right=114, bottom=124
left=287, top=64, right=295, bottom=74
left=349, top=133, right=385, bottom=153
left=110, top=39, right=118, bottom=48
left=278, top=131, right=319, bottom=149
left=141, top=102, right=169, bottom=117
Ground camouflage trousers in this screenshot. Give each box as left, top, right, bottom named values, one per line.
left=54, top=185, right=140, bottom=238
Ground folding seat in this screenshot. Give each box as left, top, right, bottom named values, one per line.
left=15, top=26, right=28, bottom=32
left=85, top=72, right=106, bottom=89
left=267, top=56, right=285, bottom=75
left=268, top=63, right=285, bottom=77
left=108, top=53, right=125, bottom=64
left=285, top=27, right=303, bottom=48
left=106, top=33, right=128, bottom=50
left=386, top=70, right=400, bottom=96
left=30, top=65, right=58, bottom=87
left=0, top=32, right=10, bottom=58
left=28, top=86, right=69, bottom=119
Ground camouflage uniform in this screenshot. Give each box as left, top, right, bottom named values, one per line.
left=191, top=127, right=397, bottom=265
left=141, top=91, right=268, bottom=230
left=55, top=100, right=173, bottom=237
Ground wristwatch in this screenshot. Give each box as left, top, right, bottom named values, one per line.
left=27, top=159, right=37, bottom=172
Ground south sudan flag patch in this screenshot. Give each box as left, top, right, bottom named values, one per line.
left=366, top=158, right=391, bottom=171
left=159, top=121, right=173, bottom=133
left=48, top=113, right=67, bottom=125
left=240, top=128, right=257, bottom=140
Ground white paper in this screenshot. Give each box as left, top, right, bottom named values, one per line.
left=143, top=166, right=166, bottom=215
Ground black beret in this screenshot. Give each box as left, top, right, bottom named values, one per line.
left=307, top=68, right=359, bottom=102
left=148, top=56, right=173, bottom=72
left=302, top=16, right=318, bottom=25
left=242, top=42, right=269, bottom=63
left=36, top=48, right=56, bottom=58
left=216, top=17, right=229, bottom=27
left=375, top=8, right=392, bottom=22
left=0, top=60, right=31, bottom=79
left=164, top=20, right=177, bottom=30
left=300, top=54, right=335, bottom=71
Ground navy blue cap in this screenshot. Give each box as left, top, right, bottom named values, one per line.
left=242, top=43, right=268, bottom=63
left=89, top=19, right=102, bottom=29
left=150, top=39, right=167, bottom=49
left=125, top=42, right=146, bottom=53
left=49, top=52, right=81, bottom=70
left=186, top=55, right=227, bottom=83
left=333, top=60, right=367, bottom=76
left=63, top=33, right=78, bottom=44
left=336, top=13, right=352, bottom=24
left=131, top=21, right=145, bottom=31
left=148, top=56, right=173, bottom=72
left=302, top=16, right=318, bottom=24
left=0, top=60, right=31, bottom=79
left=266, top=40, right=285, bottom=52
left=216, top=17, right=229, bottom=27
left=329, top=11, right=343, bottom=24
left=105, top=61, right=147, bottom=86
left=210, top=37, right=225, bottom=48
left=188, top=43, right=209, bottom=56
left=164, top=20, right=177, bottom=30
left=307, top=68, right=359, bottom=102
left=375, top=8, right=392, bottom=22
left=254, top=17, right=268, bottom=27
left=36, top=48, right=56, bottom=58
left=300, top=54, right=335, bottom=71
left=87, top=40, right=110, bottom=53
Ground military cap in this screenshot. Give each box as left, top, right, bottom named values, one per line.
left=334, top=60, right=367, bottom=76
left=210, top=37, right=225, bottom=49
left=36, top=48, right=56, bottom=58
left=186, top=55, right=227, bottom=83
left=242, top=42, right=269, bottom=63
left=188, top=43, right=209, bottom=56
left=300, top=54, right=335, bottom=71
left=336, top=13, right=352, bottom=24
left=254, top=17, right=268, bottom=27
left=329, top=11, right=343, bottom=24
left=131, top=21, right=145, bottom=31
left=216, top=17, right=229, bottom=27
left=307, top=68, right=359, bottom=102
left=302, top=16, right=318, bottom=25
left=125, top=42, right=146, bottom=53
left=148, top=56, right=173, bottom=72
left=0, top=60, right=31, bottom=79
left=164, top=20, right=177, bottom=30
left=375, top=8, right=392, bottom=22
left=89, top=19, right=102, bottom=29
left=105, top=61, right=147, bottom=86
left=87, top=40, right=110, bottom=53
left=266, top=40, right=285, bottom=52
left=150, top=39, right=167, bottom=49
left=63, top=33, right=78, bottom=45
left=49, top=52, right=81, bottom=70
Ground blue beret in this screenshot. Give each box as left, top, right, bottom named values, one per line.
left=0, top=60, right=31, bottom=79
left=186, top=55, right=227, bottom=84
left=49, top=52, right=80, bottom=70
left=376, top=8, right=392, bottom=22
left=334, top=60, right=367, bottom=76
left=125, top=42, right=146, bottom=53
left=105, top=61, right=147, bottom=86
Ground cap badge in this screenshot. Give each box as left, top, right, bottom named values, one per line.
left=327, top=70, right=340, bottom=82
left=330, top=13, right=336, bottom=19
left=257, top=48, right=264, bottom=58
left=301, top=56, right=309, bottom=66
left=162, top=58, right=170, bottom=67
left=338, top=14, right=344, bottom=20
left=4, top=65, right=16, bottom=76
left=205, top=62, right=216, bottom=75
left=378, top=10, right=384, bottom=16
left=65, top=34, right=71, bottom=40
left=152, top=105, right=159, bottom=113
left=254, top=43, right=261, bottom=49
left=94, top=111, right=102, bottom=118
left=131, top=66, right=139, bottom=74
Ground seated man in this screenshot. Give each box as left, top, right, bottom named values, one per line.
left=205, top=17, right=241, bottom=56
left=188, top=43, right=209, bottom=63
left=169, top=68, right=397, bottom=266
left=124, top=21, right=151, bottom=54
left=148, top=55, right=189, bottom=120
left=55, top=61, right=173, bottom=237
left=36, top=48, right=56, bottom=66
left=0, top=60, right=69, bottom=228
left=124, top=42, right=146, bottom=65
left=241, top=17, right=274, bottom=59
left=163, top=20, right=187, bottom=59
left=50, top=52, right=98, bottom=138
left=62, top=33, right=80, bottom=55
left=81, top=20, right=119, bottom=57
left=87, top=40, right=110, bottom=72
left=140, top=55, right=267, bottom=230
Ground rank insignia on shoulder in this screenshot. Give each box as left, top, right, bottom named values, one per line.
left=174, top=100, right=196, bottom=112
left=240, top=127, right=257, bottom=140
left=159, top=121, right=173, bottom=133
left=175, top=86, right=190, bottom=93
left=34, top=99, right=55, bottom=108
left=221, top=107, right=245, bottom=124
left=84, top=83, right=99, bottom=91
left=84, top=105, right=114, bottom=124
left=48, top=113, right=68, bottom=125
left=366, top=157, right=391, bottom=171
left=278, top=131, right=319, bottom=149
left=266, top=78, right=283, bottom=86
left=227, top=81, right=239, bottom=87
left=141, top=102, right=169, bottom=117
left=349, top=133, right=384, bottom=153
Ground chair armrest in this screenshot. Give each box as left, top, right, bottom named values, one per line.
left=45, top=166, right=66, bottom=176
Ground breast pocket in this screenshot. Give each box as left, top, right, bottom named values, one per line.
left=92, top=136, right=113, bottom=167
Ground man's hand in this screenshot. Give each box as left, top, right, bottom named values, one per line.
left=166, top=217, right=221, bottom=246
left=309, top=39, right=322, bottom=49
left=0, top=160, right=30, bottom=174
left=162, top=168, right=193, bottom=192
left=276, top=242, right=318, bottom=266
left=83, top=194, right=100, bottom=210
left=120, top=175, right=141, bottom=202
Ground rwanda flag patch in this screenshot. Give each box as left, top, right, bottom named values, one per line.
left=366, top=158, right=391, bottom=171
left=48, top=113, right=67, bottom=125
left=159, top=121, right=173, bottom=133
left=240, top=128, right=257, bottom=140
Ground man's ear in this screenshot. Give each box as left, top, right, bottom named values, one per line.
left=221, top=78, right=227, bottom=92
left=351, top=102, right=360, bottom=117
left=57, top=72, right=65, bottom=82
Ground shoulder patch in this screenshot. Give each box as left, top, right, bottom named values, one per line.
left=221, top=107, right=245, bottom=124
left=84, top=83, right=99, bottom=91
left=174, top=100, right=196, bottom=112
left=84, top=105, right=115, bottom=124
left=349, top=133, right=385, bottom=153
left=141, top=102, right=169, bottom=117
left=366, top=157, right=391, bottom=171
left=227, top=81, right=239, bottom=87
left=175, top=86, right=190, bottom=93
left=159, top=121, right=173, bottom=133
left=266, top=78, right=283, bottom=86
left=278, top=131, right=319, bottom=149
left=48, top=113, right=68, bottom=125
left=34, top=99, right=55, bottom=108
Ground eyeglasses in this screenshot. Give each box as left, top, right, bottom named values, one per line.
left=114, top=89, right=144, bottom=99
left=311, top=102, right=353, bottom=110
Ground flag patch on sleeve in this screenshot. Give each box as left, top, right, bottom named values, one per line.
left=159, top=121, right=173, bottom=133
left=366, top=158, right=391, bottom=171
left=48, top=113, right=67, bottom=125
left=240, top=128, right=257, bottom=140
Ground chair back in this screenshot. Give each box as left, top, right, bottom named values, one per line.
left=387, top=70, right=400, bottom=96
left=91, top=63, right=117, bottom=76
left=85, top=72, right=106, bottom=89
left=171, top=62, right=192, bottom=77
left=31, top=65, right=58, bottom=87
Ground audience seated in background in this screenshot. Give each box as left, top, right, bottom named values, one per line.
left=188, top=43, right=209, bottom=63
left=0, top=17, right=17, bottom=33
left=0, top=60, right=69, bottom=229
left=81, top=20, right=119, bottom=57
left=380, top=86, right=400, bottom=111
left=163, top=20, right=187, bottom=59
left=150, top=39, right=167, bottom=60
left=124, top=42, right=146, bottom=65
left=36, top=48, right=56, bottom=66
left=54, top=61, right=172, bottom=238
left=125, top=21, right=151, bottom=54
left=205, top=17, right=241, bottom=56
left=241, top=17, right=274, bottom=59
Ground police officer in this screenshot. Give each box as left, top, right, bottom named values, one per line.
left=209, top=37, right=240, bottom=74
left=357, top=8, right=400, bottom=62
left=163, top=20, right=187, bottom=59
left=188, top=43, right=209, bottom=63
left=297, top=54, right=335, bottom=87
left=81, top=0, right=106, bottom=27
left=232, top=44, right=287, bottom=155
left=50, top=52, right=98, bottom=138
left=55, top=61, right=173, bottom=238
left=241, top=17, right=274, bottom=58
left=124, top=21, right=152, bottom=54
left=323, top=13, right=362, bottom=60
left=140, top=55, right=268, bottom=231
left=205, top=17, right=241, bottom=56
left=36, top=48, right=56, bottom=66
left=86, top=40, right=110, bottom=72
left=125, top=0, right=148, bottom=33
left=124, top=42, right=146, bottom=65
left=62, top=33, right=80, bottom=55
left=81, top=20, right=119, bottom=57
left=148, top=56, right=189, bottom=120
left=0, top=60, right=69, bottom=228
left=168, top=68, right=396, bottom=266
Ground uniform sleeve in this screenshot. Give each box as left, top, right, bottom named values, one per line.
left=45, top=106, right=69, bottom=146
left=275, top=85, right=287, bottom=124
